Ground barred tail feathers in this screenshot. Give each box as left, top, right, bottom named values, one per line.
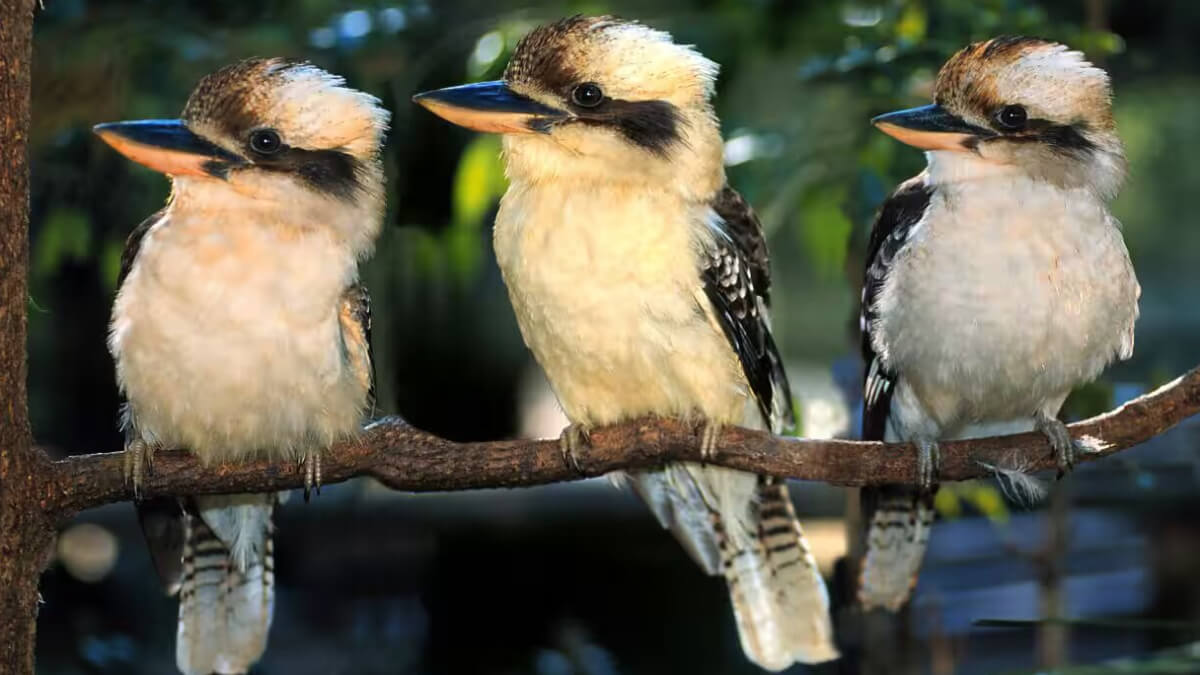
left=631, top=464, right=837, bottom=669
left=858, top=486, right=935, bottom=612
left=722, top=477, right=838, bottom=669
left=177, top=494, right=275, bottom=675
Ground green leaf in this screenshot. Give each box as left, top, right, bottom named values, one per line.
left=447, top=135, right=507, bottom=285
left=895, top=2, right=927, bottom=44
left=798, top=186, right=852, bottom=279
left=34, top=207, right=92, bottom=280
left=933, top=487, right=963, bottom=519
left=99, top=238, right=124, bottom=290
left=451, top=134, right=506, bottom=231
left=966, top=482, right=1010, bottom=524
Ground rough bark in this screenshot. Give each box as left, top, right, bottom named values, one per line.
left=46, top=365, right=1200, bottom=519
left=0, top=1, right=55, bottom=672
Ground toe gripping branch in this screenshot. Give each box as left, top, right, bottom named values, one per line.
left=302, top=450, right=322, bottom=502
left=1035, top=412, right=1078, bottom=479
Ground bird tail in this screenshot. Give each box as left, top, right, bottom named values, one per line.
left=177, top=494, right=275, bottom=675
left=630, top=466, right=838, bottom=670
left=858, top=486, right=935, bottom=611
left=723, top=476, right=839, bottom=670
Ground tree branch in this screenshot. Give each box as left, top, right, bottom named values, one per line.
left=46, top=365, right=1200, bottom=521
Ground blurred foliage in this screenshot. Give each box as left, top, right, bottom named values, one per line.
left=936, top=480, right=1012, bottom=523
left=447, top=134, right=507, bottom=284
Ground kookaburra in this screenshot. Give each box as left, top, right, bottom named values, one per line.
left=414, top=16, right=837, bottom=670
left=858, top=37, right=1139, bottom=611
left=95, top=58, right=387, bottom=674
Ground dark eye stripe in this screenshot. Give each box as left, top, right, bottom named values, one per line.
left=252, top=145, right=364, bottom=200
left=1001, top=118, right=1096, bottom=155
left=574, top=98, right=684, bottom=156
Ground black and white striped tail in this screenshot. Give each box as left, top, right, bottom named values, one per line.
left=859, top=486, right=935, bottom=611
left=631, top=466, right=838, bottom=670
left=177, top=495, right=275, bottom=675
left=721, top=477, right=838, bottom=670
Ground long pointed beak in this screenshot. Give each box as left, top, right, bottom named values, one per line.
left=872, top=104, right=994, bottom=152
left=93, top=120, right=247, bottom=178
left=412, top=80, right=567, bottom=135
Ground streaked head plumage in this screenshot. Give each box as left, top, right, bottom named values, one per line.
left=934, top=36, right=1115, bottom=137
left=873, top=36, right=1125, bottom=197
left=412, top=16, right=726, bottom=194
left=95, top=58, right=389, bottom=255
left=183, top=58, right=389, bottom=167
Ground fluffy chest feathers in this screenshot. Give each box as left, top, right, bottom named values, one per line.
left=874, top=178, right=1139, bottom=426
left=110, top=209, right=368, bottom=462
left=494, top=181, right=748, bottom=427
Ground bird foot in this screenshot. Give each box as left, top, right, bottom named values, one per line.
left=559, top=424, right=591, bottom=474
left=1036, top=413, right=1076, bottom=479
left=123, top=438, right=156, bottom=499
left=301, top=450, right=323, bottom=502
left=698, top=421, right=722, bottom=462
left=916, top=439, right=940, bottom=491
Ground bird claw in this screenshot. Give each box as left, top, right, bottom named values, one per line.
left=301, top=450, right=323, bottom=502
left=1036, top=413, right=1076, bottom=479
left=559, top=424, right=591, bottom=474
left=123, top=439, right=156, bottom=499
left=916, top=439, right=940, bottom=492
left=698, top=421, right=722, bottom=462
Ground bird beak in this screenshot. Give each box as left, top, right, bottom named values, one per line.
left=412, top=80, right=567, bottom=134
left=93, top=119, right=247, bottom=178
left=872, top=104, right=994, bottom=152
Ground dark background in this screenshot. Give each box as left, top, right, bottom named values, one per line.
left=27, top=0, right=1200, bottom=673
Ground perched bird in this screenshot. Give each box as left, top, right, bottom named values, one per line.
left=414, top=16, right=837, bottom=670
left=95, top=58, right=387, bottom=674
left=859, top=37, right=1139, bottom=611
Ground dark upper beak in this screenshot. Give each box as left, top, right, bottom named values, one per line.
left=412, top=80, right=567, bottom=135
left=93, top=119, right=246, bottom=178
left=871, top=104, right=994, bottom=152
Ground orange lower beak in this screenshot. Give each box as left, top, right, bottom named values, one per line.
left=873, top=124, right=978, bottom=152
left=412, top=81, right=567, bottom=135
left=871, top=104, right=993, bottom=152
left=93, top=120, right=246, bottom=178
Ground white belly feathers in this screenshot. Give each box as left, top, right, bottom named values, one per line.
left=110, top=214, right=368, bottom=463
left=873, top=178, right=1139, bottom=427
left=494, top=182, right=749, bottom=428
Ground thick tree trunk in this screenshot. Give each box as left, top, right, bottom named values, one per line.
left=0, top=2, right=53, bottom=673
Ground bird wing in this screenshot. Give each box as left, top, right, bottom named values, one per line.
left=338, top=283, right=376, bottom=417
left=858, top=173, right=937, bottom=612
left=631, top=186, right=839, bottom=666
left=701, top=185, right=795, bottom=434
left=117, top=208, right=167, bottom=287
left=860, top=174, right=933, bottom=441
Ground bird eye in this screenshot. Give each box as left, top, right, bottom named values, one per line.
left=571, top=83, right=604, bottom=108
left=249, top=129, right=282, bottom=155
left=995, top=105, right=1028, bottom=131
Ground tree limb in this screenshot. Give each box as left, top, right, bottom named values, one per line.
left=46, top=365, right=1200, bottom=521
left=0, top=2, right=53, bottom=673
